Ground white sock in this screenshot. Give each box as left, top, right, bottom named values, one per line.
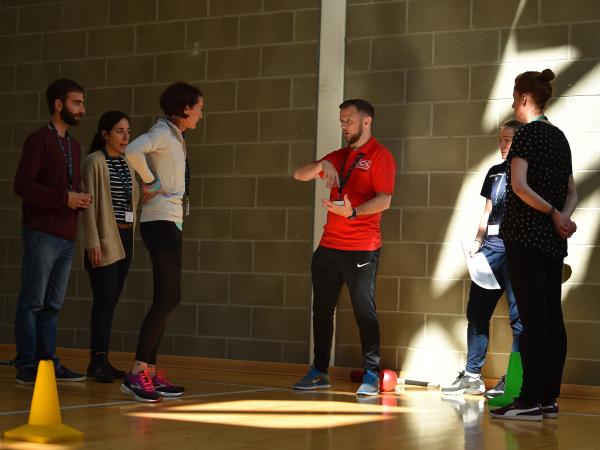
left=465, top=371, right=480, bottom=379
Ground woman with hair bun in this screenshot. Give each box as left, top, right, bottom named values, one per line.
left=81, top=111, right=138, bottom=383
left=122, top=82, right=204, bottom=403
left=490, top=69, right=578, bottom=421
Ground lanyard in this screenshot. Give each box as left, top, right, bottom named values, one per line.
left=47, top=121, right=73, bottom=189
left=104, top=150, right=132, bottom=211
left=337, top=150, right=365, bottom=200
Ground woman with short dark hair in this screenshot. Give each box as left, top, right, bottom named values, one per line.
left=122, top=82, right=204, bottom=403
left=81, top=111, right=138, bottom=383
left=491, top=69, right=578, bottom=421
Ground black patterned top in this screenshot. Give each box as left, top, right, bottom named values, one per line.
left=500, top=120, right=572, bottom=259
left=106, top=155, right=132, bottom=224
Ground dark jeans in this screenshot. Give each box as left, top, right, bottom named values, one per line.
left=14, top=227, right=74, bottom=369
left=466, top=245, right=522, bottom=374
left=85, top=228, right=133, bottom=353
left=505, top=242, right=566, bottom=406
left=311, top=246, right=380, bottom=373
left=136, top=221, right=182, bottom=364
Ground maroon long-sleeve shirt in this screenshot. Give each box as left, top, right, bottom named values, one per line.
left=13, top=124, right=82, bottom=240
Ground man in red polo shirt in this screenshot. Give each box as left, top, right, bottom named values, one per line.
left=292, top=99, right=396, bottom=395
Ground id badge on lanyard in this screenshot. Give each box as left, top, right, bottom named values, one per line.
left=488, top=224, right=499, bottom=236
left=334, top=150, right=365, bottom=206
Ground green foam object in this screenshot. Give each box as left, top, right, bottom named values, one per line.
left=488, top=352, right=523, bottom=407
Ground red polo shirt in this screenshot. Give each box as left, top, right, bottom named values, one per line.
left=319, top=137, right=396, bottom=251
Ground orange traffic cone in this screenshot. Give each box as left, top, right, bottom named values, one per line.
left=4, top=360, right=83, bottom=443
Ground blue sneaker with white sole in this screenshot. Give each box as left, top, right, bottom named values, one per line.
left=356, top=369, right=380, bottom=396
left=293, top=367, right=331, bottom=390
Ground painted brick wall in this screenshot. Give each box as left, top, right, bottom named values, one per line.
left=1, top=0, right=599, bottom=386
left=0, top=0, right=319, bottom=364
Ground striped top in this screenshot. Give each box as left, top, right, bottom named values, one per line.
left=106, top=156, right=132, bottom=223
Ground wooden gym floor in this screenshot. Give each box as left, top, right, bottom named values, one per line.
left=0, top=347, right=599, bottom=449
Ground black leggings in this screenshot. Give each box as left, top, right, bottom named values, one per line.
left=505, top=242, right=566, bottom=406
left=85, top=228, right=132, bottom=353
left=136, top=221, right=182, bottom=364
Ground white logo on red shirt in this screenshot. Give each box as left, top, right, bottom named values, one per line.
left=356, top=159, right=372, bottom=170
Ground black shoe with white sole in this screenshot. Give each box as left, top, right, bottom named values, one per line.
left=541, top=402, right=559, bottom=418
left=489, top=400, right=543, bottom=421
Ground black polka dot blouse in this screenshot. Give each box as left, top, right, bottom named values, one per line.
left=500, top=121, right=572, bottom=259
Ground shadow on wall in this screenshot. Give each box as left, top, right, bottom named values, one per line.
left=382, top=0, right=598, bottom=383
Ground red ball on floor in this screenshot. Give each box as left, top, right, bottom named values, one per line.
left=350, top=369, right=398, bottom=392
left=380, top=369, right=398, bottom=392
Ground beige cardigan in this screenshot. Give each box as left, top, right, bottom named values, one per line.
left=80, top=151, right=140, bottom=267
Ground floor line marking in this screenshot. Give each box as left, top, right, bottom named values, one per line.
left=560, top=412, right=600, bottom=418
left=0, top=386, right=279, bottom=417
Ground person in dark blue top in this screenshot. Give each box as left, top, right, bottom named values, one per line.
left=442, top=119, right=523, bottom=398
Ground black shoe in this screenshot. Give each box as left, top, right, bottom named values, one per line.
left=541, top=401, right=559, bottom=418
left=16, top=367, right=37, bottom=386
left=484, top=375, right=506, bottom=399
left=87, top=353, right=114, bottom=383
left=55, top=364, right=86, bottom=382
left=490, top=400, right=543, bottom=421
left=108, top=361, right=127, bottom=379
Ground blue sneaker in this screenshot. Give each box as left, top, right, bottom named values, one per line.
left=293, top=367, right=331, bottom=390
left=356, top=369, right=380, bottom=396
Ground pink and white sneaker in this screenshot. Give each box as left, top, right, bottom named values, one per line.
left=152, top=371, right=185, bottom=397
left=121, top=370, right=162, bottom=403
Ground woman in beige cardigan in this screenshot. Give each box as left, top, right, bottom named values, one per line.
left=81, top=111, right=139, bottom=383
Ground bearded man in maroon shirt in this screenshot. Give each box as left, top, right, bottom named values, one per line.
left=13, top=79, right=92, bottom=385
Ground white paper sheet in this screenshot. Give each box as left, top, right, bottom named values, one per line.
left=462, top=240, right=501, bottom=290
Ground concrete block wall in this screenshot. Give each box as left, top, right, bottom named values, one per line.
left=0, top=0, right=319, bottom=364
left=338, top=0, right=600, bottom=385
left=0, top=0, right=599, bottom=386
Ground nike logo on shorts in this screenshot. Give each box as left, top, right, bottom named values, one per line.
left=357, top=262, right=370, bottom=268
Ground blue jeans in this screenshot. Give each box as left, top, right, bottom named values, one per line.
left=465, top=245, right=522, bottom=374
left=14, top=227, right=74, bottom=370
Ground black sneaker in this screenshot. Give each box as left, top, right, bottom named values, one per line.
left=441, top=371, right=485, bottom=396
left=16, top=367, right=37, bottom=386
left=489, top=400, right=543, bottom=421
left=108, top=361, right=127, bottom=379
left=87, top=353, right=114, bottom=383
left=293, top=367, right=331, bottom=390
left=541, top=402, right=559, bottom=418
left=55, top=365, right=86, bottom=382
left=484, top=375, right=506, bottom=399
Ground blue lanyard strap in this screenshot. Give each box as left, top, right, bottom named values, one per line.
left=47, top=121, right=73, bottom=189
